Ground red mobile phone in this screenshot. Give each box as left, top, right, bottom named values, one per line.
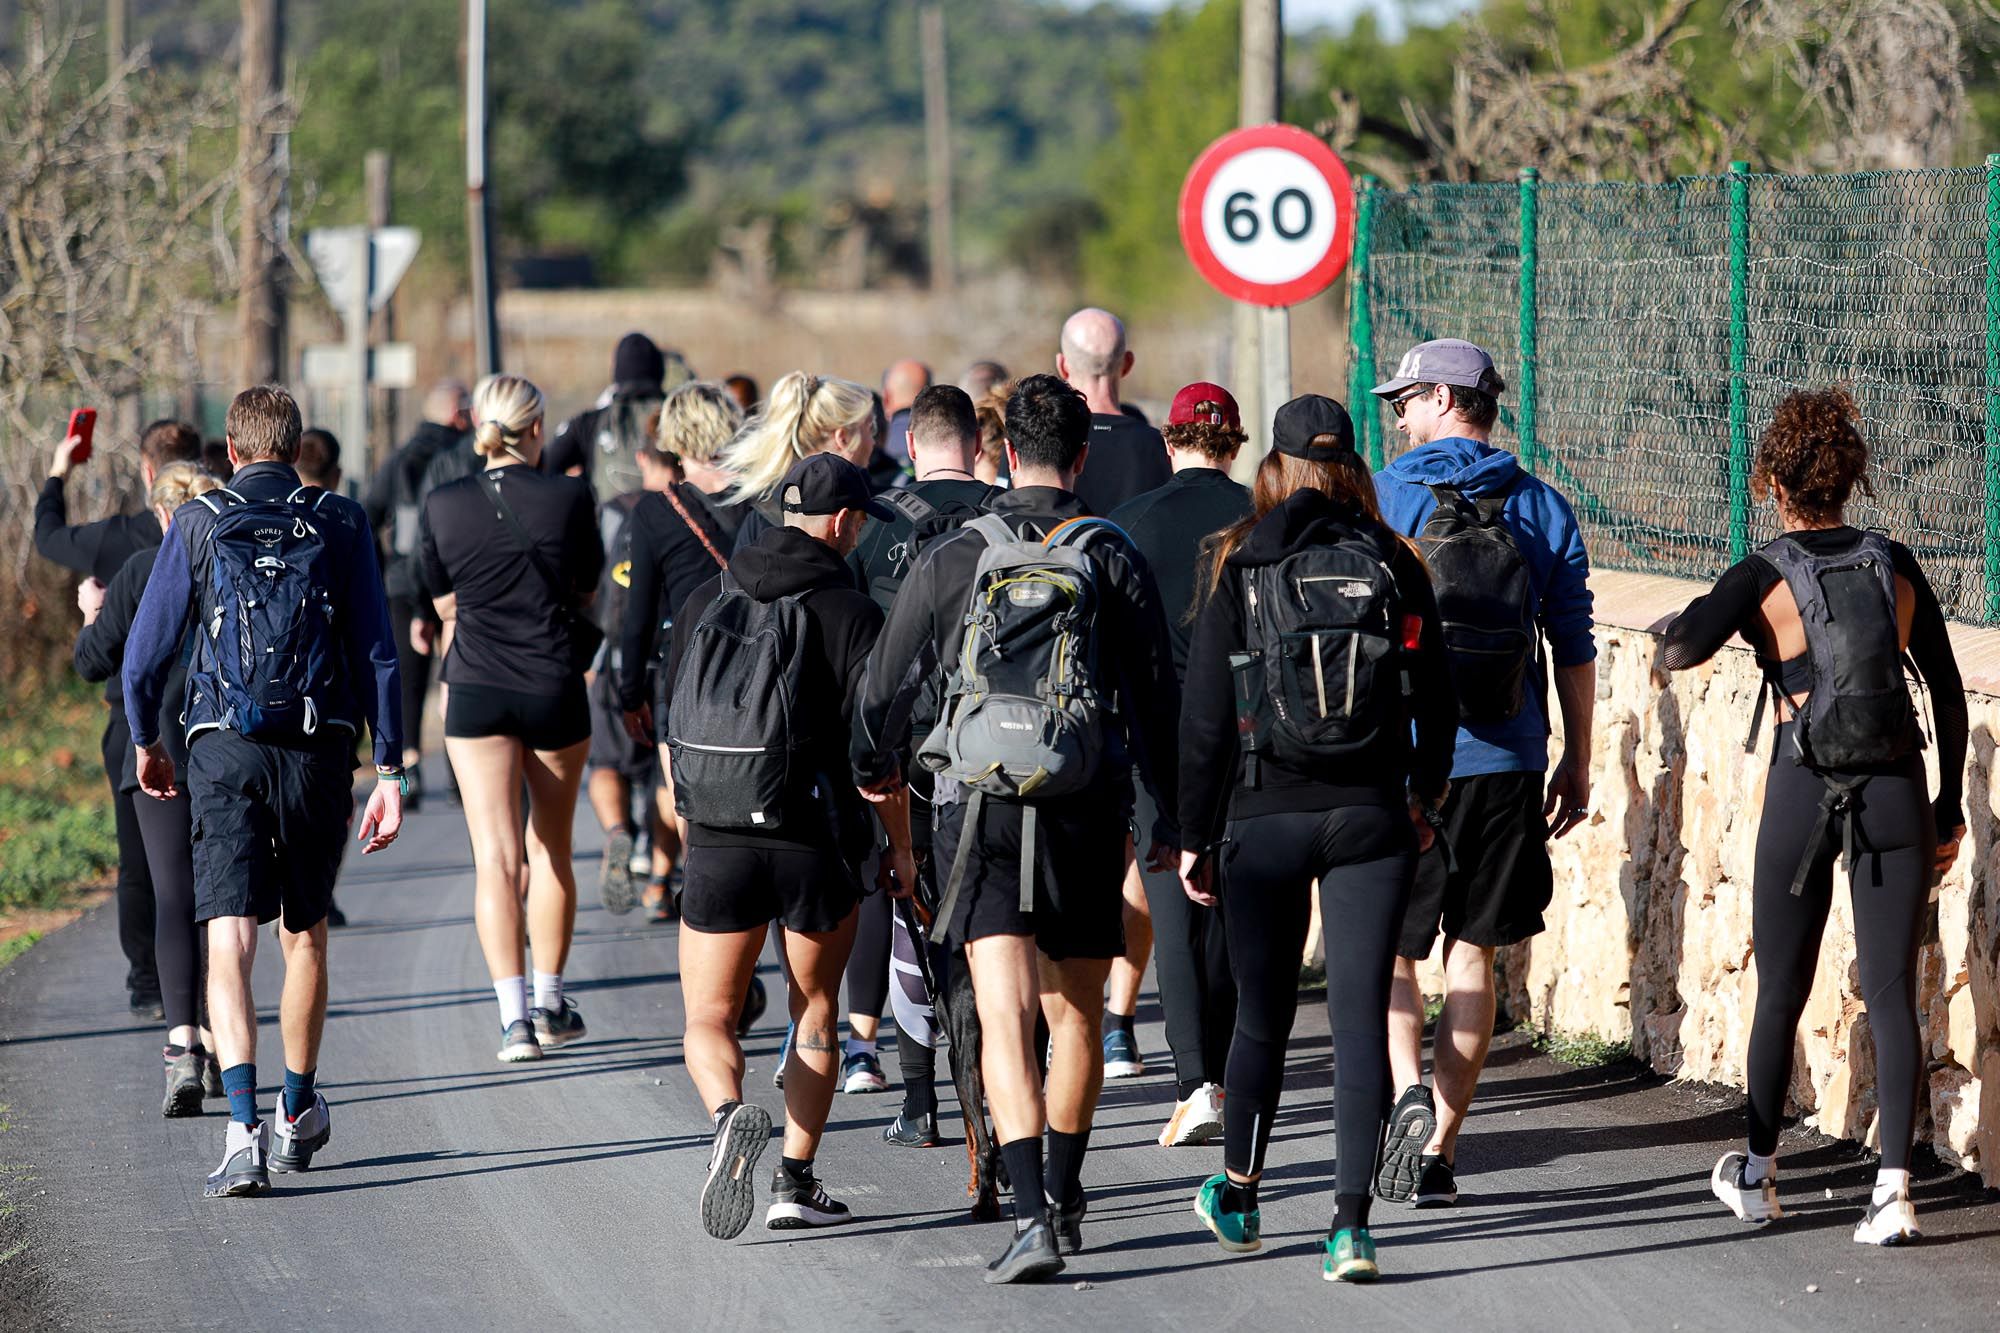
left=66, top=408, right=97, bottom=465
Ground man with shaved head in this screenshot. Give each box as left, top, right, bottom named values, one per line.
left=879, top=358, right=933, bottom=479
left=364, top=378, right=472, bottom=804
left=1057, top=308, right=1169, bottom=516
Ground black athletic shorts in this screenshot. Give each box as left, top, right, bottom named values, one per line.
left=586, top=670, right=657, bottom=782
left=679, top=838, right=861, bottom=935
left=1398, top=770, right=1553, bottom=957
left=931, top=783, right=1130, bottom=961
left=445, top=680, right=590, bottom=752
left=188, top=729, right=354, bottom=932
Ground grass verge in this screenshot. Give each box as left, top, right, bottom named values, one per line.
left=0, top=678, right=115, bottom=957
left=1521, top=1023, right=1632, bottom=1068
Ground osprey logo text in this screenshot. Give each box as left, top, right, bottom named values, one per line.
left=254, top=526, right=285, bottom=546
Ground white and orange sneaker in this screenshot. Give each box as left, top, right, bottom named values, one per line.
left=1158, top=1083, right=1225, bottom=1147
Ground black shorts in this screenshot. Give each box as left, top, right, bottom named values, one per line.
left=932, top=785, right=1130, bottom=962
left=188, top=730, right=354, bottom=932
left=586, top=670, right=657, bottom=782
left=445, top=680, right=590, bottom=752
left=1398, top=771, right=1553, bottom=957
left=680, top=839, right=861, bottom=934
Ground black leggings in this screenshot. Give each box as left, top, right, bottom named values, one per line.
left=845, top=881, right=891, bottom=1023
left=1748, top=724, right=1932, bottom=1171
left=132, top=790, right=204, bottom=1032
left=1220, top=804, right=1414, bottom=1202
left=1136, top=782, right=1234, bottom=1088
left=102, top=716, right=157, bottom=996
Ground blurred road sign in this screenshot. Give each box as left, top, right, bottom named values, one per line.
left=305, top=226, right=420, bottom=315
left=301, top=343, right=416, bottom=390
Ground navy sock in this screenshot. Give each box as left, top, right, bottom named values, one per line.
left=282, top=1067, right=316, bottom=1120
left=999, top=1137, right=1045, bottom=1229
left=1044, top=1128, right=1089, bottom=1208
left=221, top=1063, right=258, bottom=1126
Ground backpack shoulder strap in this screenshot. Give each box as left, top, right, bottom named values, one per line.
left=285, top=485, right=331, bottom=510
left=1043, top=514, right=1129, bottom=552
left=880, top=489, right=939, bottom=527
left=965, top=512, right=1018, bottom=548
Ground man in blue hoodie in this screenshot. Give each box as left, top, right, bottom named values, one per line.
left=1368, top=339, right=1595, bottom=1209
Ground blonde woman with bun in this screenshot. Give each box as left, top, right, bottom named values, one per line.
left=421, top=373, right=607, bottom=1063
left=74, top=461, right=228, bottom=1114
left=720, top=370, right=878, bottom=551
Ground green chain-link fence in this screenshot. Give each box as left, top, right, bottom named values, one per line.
left=1347, top=160, right=2000, bottom=624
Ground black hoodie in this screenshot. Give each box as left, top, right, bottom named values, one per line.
left=667, top=525, right=885, bottom=855
left=365, top=419, right=469, bottom=602
left=1179, top=488, right=1458, bottom=852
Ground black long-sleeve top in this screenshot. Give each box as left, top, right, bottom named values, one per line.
left=616, top=483, right=738, bottom=713
left=1178, top=489, right=1458, bottom=853
left=39, top=477, right=164, bottom=713
left=1659, top=527, right=1967, bottom=831
left=74, top=546, right=188, bottom=791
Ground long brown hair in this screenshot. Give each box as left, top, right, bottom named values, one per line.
left=1199, top=446, right=1402, bottom=606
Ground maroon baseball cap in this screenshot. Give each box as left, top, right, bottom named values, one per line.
left=1167, top=382, right=1241, bottom=429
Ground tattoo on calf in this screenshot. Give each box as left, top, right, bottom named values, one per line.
left=796, top=1026, right=835, bottom=1054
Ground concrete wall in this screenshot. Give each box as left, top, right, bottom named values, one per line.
left=1451, top=571, right=2000, bottom=1184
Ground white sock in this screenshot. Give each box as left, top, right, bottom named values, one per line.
left=533, top=971, right=563, bottom=1014
left=495, top=976, right=528, bottom=1028
left=1744, top=1151, right=1777, bottom=1186
left=844, top=1036, right=876, bottom=1058
left=1873, top=1168, right=1910, bottom=1206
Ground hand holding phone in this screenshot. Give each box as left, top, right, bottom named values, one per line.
left=52, top=408, right=97, bottom=478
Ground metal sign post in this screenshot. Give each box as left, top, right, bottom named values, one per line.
left=303, top=224, right=421, bottom=486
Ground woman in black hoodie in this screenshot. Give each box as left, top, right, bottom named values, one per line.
left=1178, top=397, right=1456, bottom=1283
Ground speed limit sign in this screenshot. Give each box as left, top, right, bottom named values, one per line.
left=1178, top=124, right=1357, bottom=307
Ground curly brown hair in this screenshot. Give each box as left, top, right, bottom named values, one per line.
left=1162, top=419, right=1247, bottom=462
left=1751, top=386, right=1873, bottom=525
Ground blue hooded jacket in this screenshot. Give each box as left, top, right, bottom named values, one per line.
left=1374, top=437, right=1594, bottom=777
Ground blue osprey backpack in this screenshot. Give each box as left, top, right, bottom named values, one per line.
left=187, top=486, right=344, bottom=742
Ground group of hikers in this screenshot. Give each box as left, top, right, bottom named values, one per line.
left=35, top=306, right=1964, bottom=1284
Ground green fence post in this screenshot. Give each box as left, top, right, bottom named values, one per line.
left=1349, top=176, right=1380, bottom=470
left=1727, top=161, right=1751, bottom=562
left=1517, top=167, right=1541, bottom=474
left=1986, top=153, right=2000, bottom=621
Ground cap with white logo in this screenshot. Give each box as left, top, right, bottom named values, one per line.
left=1371, top=339, right=1505, bottom=399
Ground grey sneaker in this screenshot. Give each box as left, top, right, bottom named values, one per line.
left=531, top=999, right=587, bottom=1048
left=203, top=1120, right=270, bottom=1198
left=270, top=1091, right=331, bottom=1173
left=163, top=1047, right=205, bottom=1119
left=1376, top=1083, right=1438, bottom=1204
left=701, top=1102, right=773, bottom=1240
left=601, top=827, right=638, bottom=915
left=497, top=1019, right=543, bottom=1064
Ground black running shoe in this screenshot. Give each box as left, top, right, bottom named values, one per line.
left=163, top=1047, right=205, bottom=1118
left=881, top=1110, right=940, bottom=1147
left=600, top=827, right=638, bottom=916
left=324, top=900, right=348, bottom=929
left=201, top=1050, right=224, bottom=1099
left=984, top=1216, right=1065, bottom=1285
left=701, top=1102, right=773, bottom=1240
left=1413, top=1153, right=1458, bottom=1208
left=1052, top=1191, right=1087, bottom=1256
left=1375, top=1083, right=1437, bottom=1204
left=766, top=1166, right=854, bottom=1229
left=497, top=1019, right=542, bottom=1064
left=203, top=1121, right=269, bottom=1198
left=531, top=999, right=587, bottom=1048
left=737, top=976, right=768, bottom=1040
left=129, top=990, right=165, bottom=1021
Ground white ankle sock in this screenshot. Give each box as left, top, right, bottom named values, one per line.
left=495, top=976, right=528, bottom=1028
left=1873, top=1168, right=1910, bottom=1206
left=533, top=971, right=563, bottom=1013
left=1744, top=1151, right=1777, bottom=1186
left=845, top=1037, right=876, bottom=1058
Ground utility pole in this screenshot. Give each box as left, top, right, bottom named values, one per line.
left=921, top=5, right=955, bottom=293
left=1234, top=0, right=1287, bottom=459
left=366, top=149, right=398, bottom=460
left=237, top=0, right=287, bottom=388
left=464, top=0, right=501, bottom=376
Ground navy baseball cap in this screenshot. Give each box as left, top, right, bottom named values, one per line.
left=780, top=453, right=897, bottom=522
left=1371, top=339, right=1506, bottom=398
left=1272, top=395, right=1355, bottom=461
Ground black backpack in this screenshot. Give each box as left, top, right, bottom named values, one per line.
left=1759, top=532, right=1921, bottom=770
left=862, top=486, right=998, bottom=612
left=1418, top=483, right=1537, bottom=723
left=666, top=574, right=812, bottom=830
left=1234, top=516, right=1409, bottom=773
left=595, top=492, right=644, bottom=672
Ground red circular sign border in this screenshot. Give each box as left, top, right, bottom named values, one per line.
left=1177, top=123, right=1358, bottom=308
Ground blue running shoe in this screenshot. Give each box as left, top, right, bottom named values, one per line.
left=1103, top=1026, right=1145, bottom=1079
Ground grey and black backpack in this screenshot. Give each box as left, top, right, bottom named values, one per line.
left=666, top=573, right=813, bottom=831
left=1417, top=483, right=1538, bottom=724
left=917, top=513, right=1121, bottom=918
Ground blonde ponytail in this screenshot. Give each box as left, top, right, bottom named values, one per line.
left=149, top=460, right=223, bottom=513
left=471, top=374, right=545, bottom=458
left=719, top=370, right=873, bottom=502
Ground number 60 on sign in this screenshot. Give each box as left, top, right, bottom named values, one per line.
left=1178, top=124, right=1357, bottom=308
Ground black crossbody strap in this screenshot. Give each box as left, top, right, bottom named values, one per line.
left=484, top=472, right=578, bottom=609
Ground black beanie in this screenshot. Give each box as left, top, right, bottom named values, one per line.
left=612, top=332, right=666, bottom=391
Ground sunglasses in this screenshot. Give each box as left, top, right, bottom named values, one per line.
left=1389, top=386, right=1431, bottom=419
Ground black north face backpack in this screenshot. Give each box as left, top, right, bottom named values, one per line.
left=1417, top=483, right=1537, bottom=724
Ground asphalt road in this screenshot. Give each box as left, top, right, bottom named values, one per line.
left=3, top=795, right=1999, bottom=1332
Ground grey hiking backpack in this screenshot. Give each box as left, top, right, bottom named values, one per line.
left=666, top=573, right=812, bottom=830
left=917, top=513, right=1121, bottom=918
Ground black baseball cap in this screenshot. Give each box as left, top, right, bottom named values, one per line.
left=1272, top=395, right=1356, bottom=461
left=780, top=453, right=897, bottom=522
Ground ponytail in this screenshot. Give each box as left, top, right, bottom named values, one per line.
left=471, top=374, right=545, bottom=458
left=719, top=369, right=873, bottom=502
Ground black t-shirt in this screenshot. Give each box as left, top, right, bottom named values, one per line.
left=420, top=465, right=604, bottom=693
left=849, top=477, right=998, bottom=612
left=1109, top=468, right=1252, bottom=681
left=1073, top=412, right=1170, bottom=518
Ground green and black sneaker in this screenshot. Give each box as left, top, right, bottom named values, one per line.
left=1193, top=1173, right=1262, bottom=1253
left=1323, top=1227, right=1379, bottom=1283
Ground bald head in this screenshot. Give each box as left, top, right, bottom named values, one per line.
left=425, top=379, right=472, bottom=428
left=882, top=359, right=931, bottom=415
left=1057, top=307, right=1133, bottom=413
